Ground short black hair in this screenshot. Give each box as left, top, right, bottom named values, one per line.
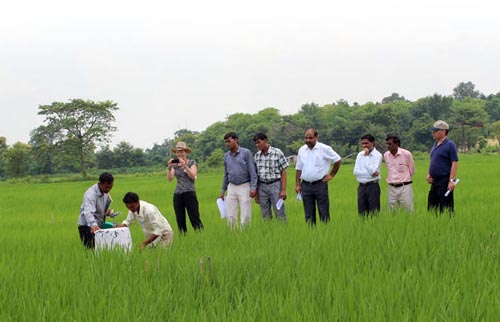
left=99, top=172, right=114, bottom=184
left=361, top=133, right=375, bottom=143
left=123, top=192, right=139, bottom=204
left=224, top=132, right=238, bottom=140
left=385, top=135, right=401, bottom=146
left=253, top=132, right=268, bottom=142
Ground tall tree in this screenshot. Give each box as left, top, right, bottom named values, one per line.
left=450, top=98, right=488, bottom=151
left=37, top=99, right=118, bottom=177
left=453, top=81, right=480, bottom=101
left=29, top=125, right=62, bottom=175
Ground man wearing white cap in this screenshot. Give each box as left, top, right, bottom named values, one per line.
left=426, top=120, right=459, bottom=213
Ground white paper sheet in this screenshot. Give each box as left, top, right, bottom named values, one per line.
left=276, top=198, right=284, bottom=210
left=217, top=198, right=227, bottom=219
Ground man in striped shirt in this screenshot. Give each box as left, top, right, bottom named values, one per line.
left=253, top=132, right=289, bottom=221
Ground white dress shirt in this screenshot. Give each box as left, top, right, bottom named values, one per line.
left=353, top=148, right=382, bottom=183
left=296, top=142, right=341, bottom=182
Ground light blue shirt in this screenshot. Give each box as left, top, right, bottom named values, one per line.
left=222, top=146, right=258, bottom=193
left=353, top=148, right=382, bottom=183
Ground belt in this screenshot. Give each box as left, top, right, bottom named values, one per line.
left=388, top=181, right=412, bottom=187
left=229, top=180, right=250, bottom=185
left=301, top=179, right=323, bottom=185
left=359, top=180, right=379, bottom=186
left=259, top=178, right=281, bottom=184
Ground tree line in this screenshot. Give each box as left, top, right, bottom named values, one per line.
left=1, top=81, right=500, bottom=180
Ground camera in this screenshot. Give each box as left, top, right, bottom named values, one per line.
left=171, top=158, right=180, bottom=164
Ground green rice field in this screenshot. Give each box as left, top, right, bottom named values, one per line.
left=1, top=154, right=499, bottom=321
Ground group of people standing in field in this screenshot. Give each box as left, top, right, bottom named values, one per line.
left=352, top=120, right=458, bottom=216
left=77, top=120, right=459, bottom=249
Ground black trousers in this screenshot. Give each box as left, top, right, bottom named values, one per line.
left=78, top=225, right=94, bottom=249
left=301, top=180, right=330, bottom=225
left=357, top=182, right=381, bottom=216
left=428, top=176, right=454, bottom=214
left=173, top=191, right=204, bottom=233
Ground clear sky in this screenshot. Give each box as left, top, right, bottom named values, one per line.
left=1, top=0, right=499, bottom=149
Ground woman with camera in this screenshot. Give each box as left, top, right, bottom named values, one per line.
left=166, top=142, right=204, bottom=234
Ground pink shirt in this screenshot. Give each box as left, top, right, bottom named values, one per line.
left=383, top=148, right=415, bottom=184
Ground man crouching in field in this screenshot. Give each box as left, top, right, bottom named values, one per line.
left=115, top=192, right=173, bottom=249
left=77, top=172, right=114, bottom=248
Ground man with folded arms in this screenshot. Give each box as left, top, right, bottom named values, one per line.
left=295, top=128, right=342, bottom=225
left=353, top=134, right=382, bottom=216
left=384, top=135, right=415, bottom=213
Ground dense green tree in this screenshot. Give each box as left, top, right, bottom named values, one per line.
left=5, top=142, right=31, bottom=178
left=412, top=94, right=453, bottom=121
left=224, top=112, right=259, bottom=152
left=450, top=98, right=489, bottom=151
left=29, top=126, right=62, bottom=175
left=381, top=93, right=407, bottom=104
left=37, top=99, right=118, bottom=177
left=196, top=121, right=229, bottom=162
left=204, top=148, right=225, bottom=168
left=145, top=140, right=172, bottom=166
left=485, top=93, right=500, bottom=122
left=95, top=146, right=115, bottom=169
left=407, top=114, right=435, bottom=152
left=54, top=137, right=92, bottom=173
left=113, top=142, right=137, bottom=168
left=296, top=102, right=324, bottom=132
left=453, top=81, right=480, bottom=101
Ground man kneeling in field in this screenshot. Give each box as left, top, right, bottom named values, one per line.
left=116, top=192, right=173, bottom=249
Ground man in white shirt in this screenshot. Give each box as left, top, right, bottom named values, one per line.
left=353, top=134, right=382, bottom=216
left=295, top=128, right=342, bottom=225
left=116, top=192, right=173, bottom=249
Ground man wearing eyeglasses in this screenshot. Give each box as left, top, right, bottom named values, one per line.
left=426, top=120, right=459, bottom=214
